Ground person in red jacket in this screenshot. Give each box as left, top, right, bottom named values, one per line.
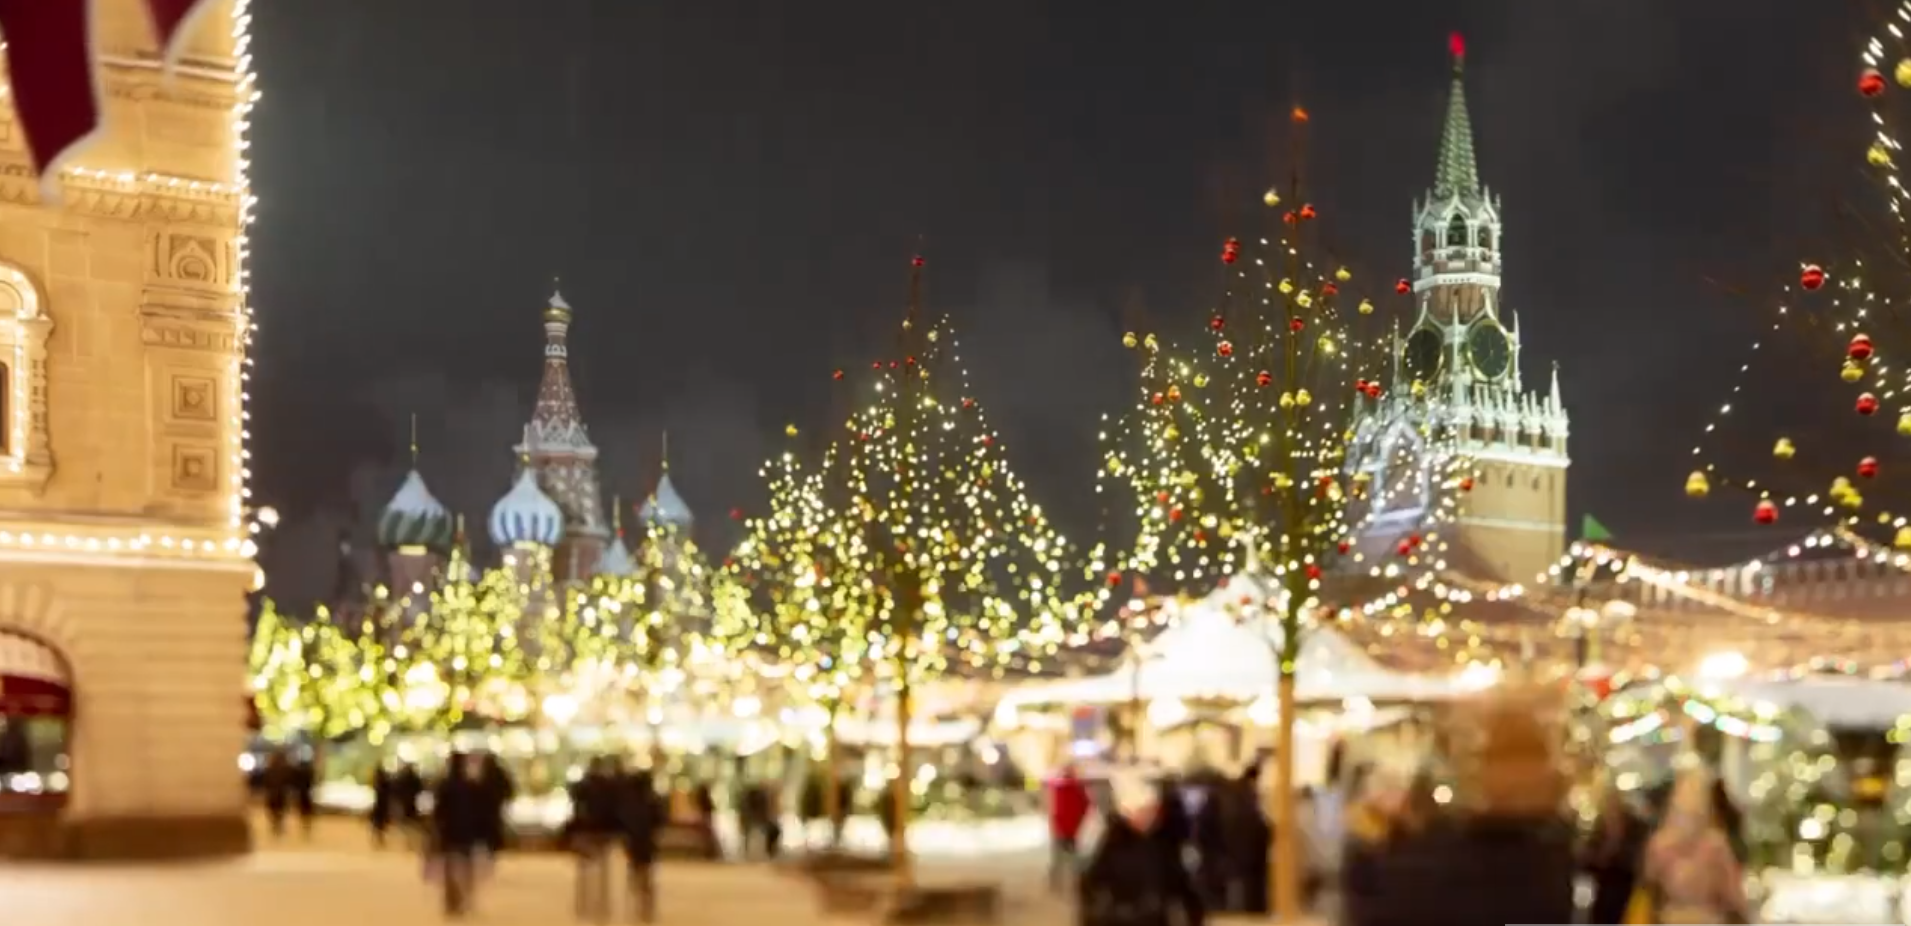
left=1049, top=763, right=1092, bottom=893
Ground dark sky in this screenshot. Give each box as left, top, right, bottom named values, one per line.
left=246, top=1, right=1863, bottom=606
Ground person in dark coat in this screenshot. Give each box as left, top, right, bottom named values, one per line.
left=621, top=769, right=663, bottom=923
left=260, top=750, right=293, bottom=837
left=831, top=777, right=854, bottom=847
left=569, top=757, right=621, bottom=923
left=432, top=753, right=492, bottom=919
left=393, top=762, right=425, bottom=846
left=1226, top=770, right=1272, bottom=914
left=370, top=765, right=395, bottom=847
left=1080, top=771, right=1205, bottom=926
left=292, top=757, right=318, bottom=838
left=1190, top=782, right=1233, bottom=908
left=1583, top=786, right=1652, bottom=925
left=478, top=753, right=514, bottom=859
left=1340, top=689, right=1577, bottom=926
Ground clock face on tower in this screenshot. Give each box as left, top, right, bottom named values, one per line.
left=1466, top=321, right=1512, bottom=380
left=1403, top=327, right=1444, bottom=383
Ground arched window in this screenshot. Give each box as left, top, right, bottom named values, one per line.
left=1446, top=215, right=1469, bottom=248
left=1480, top=228, right=1494, bottom=252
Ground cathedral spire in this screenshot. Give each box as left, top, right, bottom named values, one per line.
left=1432, top=32, right=1481, bottom=201
left=527, top=282, right=592, bottom=452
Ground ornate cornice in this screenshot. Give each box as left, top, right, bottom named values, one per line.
left=0, top=163, right=242, bottom=225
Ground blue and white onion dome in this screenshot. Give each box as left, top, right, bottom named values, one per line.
left=488, top=468, right=565, bottom=547
left=377, top=469, right=455, bottom=549
left=640, top=472, right=694, bottom=528
left=596, top=534, right=635, bottom=576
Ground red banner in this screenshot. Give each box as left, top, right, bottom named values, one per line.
left=0, top=674, right=71, bottom=717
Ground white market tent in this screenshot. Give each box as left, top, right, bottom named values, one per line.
left=1617, top=673, right=1911, bottom=731
left=1000, top=571, right=1479, bottom=710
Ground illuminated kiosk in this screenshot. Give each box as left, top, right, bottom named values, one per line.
left=0, top=0, right=260, bottom=857
left=1603, top=664, right=1911, bottom=923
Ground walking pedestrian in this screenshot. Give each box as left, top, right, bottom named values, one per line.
left=431, top=753, right=491, bottom=919
left=621, top=768, right=663, bottom=923
left=569, top=757, right=620, bottom=923
left=1047, top=763, right=1091, bottom=893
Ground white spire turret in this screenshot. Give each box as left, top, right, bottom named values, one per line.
left=639, top=433, right=694, bottom=528
left=489, top=452, right=565, bottom=548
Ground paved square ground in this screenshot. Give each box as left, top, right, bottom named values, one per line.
left=0, top=816, right=1063, bottom=926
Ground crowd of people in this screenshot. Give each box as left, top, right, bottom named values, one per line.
left=1054, top=686, right=1756, bottom=926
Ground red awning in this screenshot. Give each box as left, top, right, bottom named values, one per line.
left=0, top=630, right=70, bottom=717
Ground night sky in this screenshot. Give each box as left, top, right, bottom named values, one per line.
left=246, top=2, right=1864, bottom=606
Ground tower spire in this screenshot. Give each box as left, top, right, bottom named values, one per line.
left=408, top=412, right=419, bottom=467
left=1433, top=32, right=1481, bottom=200
left=612, top=493, right=623, bottom=537
left=660, top=431, right=670, bottom=472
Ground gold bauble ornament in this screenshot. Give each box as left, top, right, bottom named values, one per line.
left=1317, top=336, right=1337, bottom=354
left=1122, top=331, right=1138, bottom=349
left=1843, top=360, right=1866, bottom=383
left=1335, top=267, right=1352, bottom=282
left=1684, top=471, right=1710, bottom=499
left=1166, top=385, right=1182, bottom=402
left=1143, top=334, right=1160, bottom=352
left=1263, top=189, right=1281, bottom=207
left=926, top=329, right=939, bottom=342
left=1870, top=144, right=1895, bottom=169
left=1106, top=457, right=1122, bottom=474
left=1772, top=437, right=1795, bottom=460
left=1279, top=391, right=1296, bottom=408
left=1193, top=373, right=1209, bottom=388
left=1357, top=299, right=1375, bottom=315
left=1164, top=426, right=1180, bottom=441
left=1896, top=526, right=1911, bottom=550
left=1411, top=380, right=1427, bottom=398
left=1295, top=388, right=1313, bottom=406
left=1896, top=58, right=1911, bottom=87
left=785, top=424, right=799, bottom=437
left=1296, top=292, right=1313, bottom=308
left=1899, top=411, right=1911, bottom=436
left=1278, top=279, right=1295, bottom=294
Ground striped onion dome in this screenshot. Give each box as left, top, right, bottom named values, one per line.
left=595, top=535, right=635, bottom=577
left=377, top=470, right=454, bottom=549
left=488, top=468, right=564, bottom=547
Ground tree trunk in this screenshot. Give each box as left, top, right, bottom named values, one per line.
left=892, top=674, right=915, bottom=889
left=821, top=698, right=842, bottom=846
left=1272, top=670, right=1301, bottom=922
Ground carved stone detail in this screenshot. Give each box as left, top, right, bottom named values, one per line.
left=0, top=163, right=242, bottom=226
left=169, top=445, right=218, bottom=493
left=169, top=375, right=216, bottom=422
left=139, top=308, right=240, bottom=355
left=151, top=233, right=228, bottom=289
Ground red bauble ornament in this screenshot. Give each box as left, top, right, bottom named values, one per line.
left=1801, top=264, right=1827, bottom=290
left=1169, top=507, right=1184, bottom=522
left=1155, top=491, right=1171, bottom=504
left=1753, top=499, right=1778, bottom=524
left=1849, top=333, right=1874, bottom=361
left=1858, top=392, right=1881, bottom=415
left=1106, top=571, right=1122, bottom=587
left=1217, top=340, right=1234, bottom=357
left=1151, top=392, right=1165, bottom=406
left=1408, top=533, right=1423, bottom=547
left=1192, top=529, right=1206, bottom=543
left=1861, top=69, right=1887, bottom=97
left=1859, top=456, right=1881, bottom=479
left=887, top=360, right=899, bottom=369
left=1336, top=540, right=1351, bottom=554
left=961, top=397, right=975, bottom=409
left=1321, top=282, right=1339, bottom=296
left=981, top=434, right=995, bottom=446
left=1210, top=315, right=1226, bottom=332
left=1395, top=279, right=1412, bottom=295
left=912, top=255, right=926, bottom=267
left=832, top=369, right=845, bottom=380
left=1305, top=564, right=1322, bottom=580
left=1460, top=476, right=1474, bottom=492
left=1299, top=204, right=1317, bottom=220
left=1221, top=237, right=1242, bottom=264
left=1397, top=539, right=1413, bottom=556
left=871, top=361, right=883, bottom=369
left=1283, top=211, right=1298, bottom=225
left=729, top=507, right=744, bottom=520
left=1289, top=317, right=1305, bottom=333
left=1365, top=383, right=1383, bottom=399
left=1355, top=378, right=1370, bottom=392
left=859, top=432, right=871, bottom=441
left=1256, top=370, right=1273, bottom=387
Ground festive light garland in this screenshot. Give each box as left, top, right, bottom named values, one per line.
left=1682, top=0, right=1911, bottom=546
left=728, top=259, right=1097, bottom=696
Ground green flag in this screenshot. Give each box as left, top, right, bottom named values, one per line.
left=1581, top=514, right=1613, bottom=542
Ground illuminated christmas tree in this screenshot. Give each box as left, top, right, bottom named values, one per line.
left=1092, top=104, right=1474, bottom=918
left=734, top=255, right=1092, bottom=880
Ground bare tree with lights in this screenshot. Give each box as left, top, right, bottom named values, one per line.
left=1092, top=105, right=1473, bottom=921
